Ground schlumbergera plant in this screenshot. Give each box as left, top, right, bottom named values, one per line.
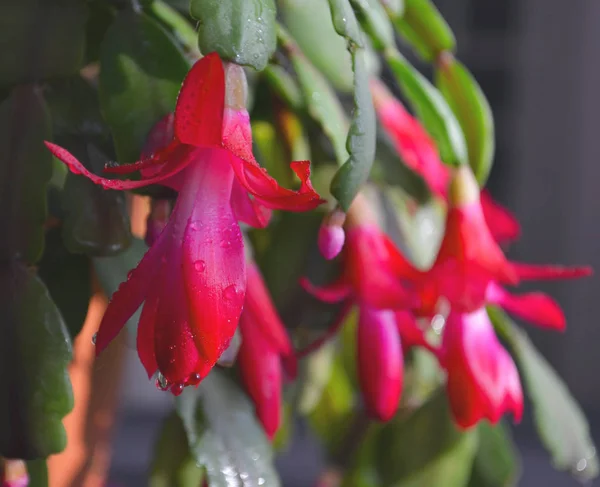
left=0, top=0, right=598, bottom=486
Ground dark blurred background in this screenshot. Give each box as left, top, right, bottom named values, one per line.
left=108, top=0, right=600, bottom=485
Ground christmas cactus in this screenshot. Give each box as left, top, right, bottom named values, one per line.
left=0, top=0, right=597, bottom=486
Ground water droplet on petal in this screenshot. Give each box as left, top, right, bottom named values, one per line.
left=194, top=260, right=206, bottom=272
left=223, top=285, right=238, bottom=300
left=576, top=458, right=588, bottom=472
left=191, top=373, right=202, bottom=382
left=220, top=239, right=231, bottom=249
left=91, top=333, right=97, bottom=345
left=155, top=372, right=169, bottom=391
left=171, top=383, right=184, bottom=396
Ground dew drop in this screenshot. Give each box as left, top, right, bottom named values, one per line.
left=91, top=333, right=97, bottom=345
left=191, top=373, right=202, bottom=382
left=223, top=285, right=238, bottom=300
left=194, top=260, right=206, bottom=272
left=220, top=239, right=231, bottom=249
left=171, top=383, right=184, bottom=396
left=155, top=372, right=169, bottom=391
left=576, top=458, right=588, bottom=472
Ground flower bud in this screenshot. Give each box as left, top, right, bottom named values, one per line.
left=1, top=459, right=28, bottom=487
left=318, top=208, right=346, bottom=260
left=448, top=165, right=479, bottom=207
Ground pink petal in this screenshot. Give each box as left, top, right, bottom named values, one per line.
left=175, top=53, right=225, bottom=147
left=245, top=263, right=294, bottom=356
left=357, top=307, right=403, bottom=421
left=486, top=282, right=566, bottom=330
left=480, top=190, right=521, bottom=244
left=395, top=310, right=437, bottom=353
left=180, top=149, right=246, bottom=365
left=230, top=178, right=272, bottom=228
left=299, top=276, right=352, bottom=304
left=511, top=262, right=593, bottom=281
left=238, top=313, right=283, bottom=439
left=137, top=278, right=161, bottom=378
left=318, top=219, right=346, bottom=260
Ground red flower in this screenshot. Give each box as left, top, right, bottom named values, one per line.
left=45, top=54, right=323, bottom=394
left=371, top=78, right=520, bottom=244
left=417, top=166, right=591, bottom=331
left=237, top=263, right=296, bottom=438
left=440, top=308, right=523, bottom=428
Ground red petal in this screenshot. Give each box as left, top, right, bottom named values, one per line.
left=238, top=314, right=283, bottom=439
left=45, top=141, right=196, bottom=191
left=230, top=178, right=272, bottom=228
left=180, top=151, right=246, bottom=365
left=480, top=190, right=521, bottom=243
left=94, top=233, right=168, bottom=356
left=299, top=275, right=352, bottom=304
left=395, top=310, right=437, bottom=353
left=137, top=279, right=161, bottom=378
left=357, top=307, right=403, bottom=421
left=245, top=263, right=294, bottom=356
left=486, top=282, right=566, bottom=330
left=175, top=53, right=225, bottom=147
left=511, top=262, right=593, bottom=281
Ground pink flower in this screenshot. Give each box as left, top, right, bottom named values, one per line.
left=440, top=308, right=523, bottom=428
left=237, top=263, right=296, bottom=438
left=45, top=54, right=323, bottom=394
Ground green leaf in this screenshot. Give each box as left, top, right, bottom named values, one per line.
left=93, top=238, right=148, bottom=338
left=38, top=228, right=91, bottom=340
left=99, top=10, right=189, bottom=163
left=0, top=0, right=87, bottom=86
left=61, top=145, right=131, bottom=256
left=468, top=422, right=520, bottom=487
left=436, top=58, right=495, bottom=185
left=283, top=37, right=349, bottom=165
left=392, top=0, right=455, bottom=61
left=296, top=341, right=337, bottom=415
left=279, top=0, right=354, bottom=92
left=385, top=50, right=467, bottom=167
left=350, top=0, right=395, bottom=50
left=489, top=307, right=599, bottom=481
left=149, top=0, right=201, bottom=60
left=190, top=0, right=276, bottom=71
left=0, top=264, right=73, bottom=459
left=375, top=389, right=477, bottom=487
left=150, top=413, right=205, bottom=487
left=331, top=50, right=377, bottom=211
left=27, top=459, right=49, bottom=487
left=0, top=85, right=52, bottom=264
left=176, top=370, right=280, bottom=487
left=327, top=0, right=364, bottom=46
left=263, top=65, right=304, bottom=110
left=84, top=0, right=116, bottom=65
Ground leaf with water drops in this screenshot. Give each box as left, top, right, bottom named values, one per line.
left=489, top=307, right=599, bottom=482
left=326, top=0, right=363, bottom=46
left=99, top=10, right=189, bottom=163
left=390, top=0, right=455, bottom=61
left=93, top=238, right=148, bottom=339
left=385, top=49, right=467, bottom=167
left=190, top=0, right=276, bottom=71
left=0, top=0, right=87, bottom=86
left=279, top=0, right=354, bottom=92
left=176, top=369, right=280, bottom=487
left=0, top=85, right=52, bottom=264
left=436, top=57, right=495, bottom=185
left=330, top=49, right=377, bottom=211
left=0, top=263, right=73, bottom=459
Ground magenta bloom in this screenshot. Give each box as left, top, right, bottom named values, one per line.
left=237, top=263, right=296, bottom=438
left=45, top=54, right=323, bottom=393
left=440, top=308, right=523, bottom=429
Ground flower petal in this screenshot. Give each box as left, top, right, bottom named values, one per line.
left=480, top=190, right=520, bottom=243
left=486, top=282, right=566, bottom=330
left=395, top=310, right=436, bottom=353
left=299, top=275, right=352, bottom=304
left=358, top=307, right=403, bottom=421
left=180, top=150, right=246, bottom=365
left=510, top=262, right=593, bottom=281
left=175, top=53, right=225, bottom=147
left=230, top=178, right=272, bottom=228
left=137, top=277, right=161, bottom=378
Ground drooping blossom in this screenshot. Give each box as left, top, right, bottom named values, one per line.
left=237, top=263, right=296, bottom=438
left=317, top=207, right=346, bottom=260
left=45, top=53, right=323, bottom=394
left=440, top=308, right=523, bottom=429
left=370, top=77, right=520, bottom=244
left=415, top=165, right=591, bottom=331
left=301, top=193, right=436, bottom=421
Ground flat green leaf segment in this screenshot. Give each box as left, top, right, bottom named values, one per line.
left=191, top=0, right=276, bottom=71
left=326, top=0, right=377, bottom=211
left=0, top=0, right=87, bottom=86
left=99, top=10, right=189, bottom=163
left=176, top=370, right=280, bottom=487
left=490, top=307, right=599, bottom=481
left=436, top=58, right=495, bottom=185
left=385, top=50, right=467, bottom=167
left=0, top=264, right=73, bottom=459
left=0, top=86, right=52, bottom=264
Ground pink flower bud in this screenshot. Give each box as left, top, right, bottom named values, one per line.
left=318, top=208, right=346, bottom=260
left=1, top=459, right=28, bottom=487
